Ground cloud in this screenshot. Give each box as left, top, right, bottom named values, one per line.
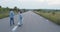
left=0, top=0, right=60, bottom=9
left=18, top=0, right=45, bottom=3
left=0, top=0, right=21, bottom=8
left=47, top=0, right=60, bottom=5
left=18, top=0, right=60, bottom=5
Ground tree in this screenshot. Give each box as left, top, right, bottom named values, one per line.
left=37, top=9, right=42, bottom=12
left=48, top=11, right=51, bottom=13
left=14, top=6, right=18, bottom=12
left=0, top=6, right=2, bottom=13
left=6, top=7, right=9, bottom=10
left=23, top=9, right=26, bottom=12
left=0, top=6, right=2, bottom=8
left=14, top=6, right=17, bottom=10
left=52, top=12, right=55, bottom=15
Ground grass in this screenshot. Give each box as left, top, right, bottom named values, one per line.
left=34, top=11, right=60, bottom=25
left=0, top=11, right=17, bottom=19
left=0, top=11, right=9, bottom=19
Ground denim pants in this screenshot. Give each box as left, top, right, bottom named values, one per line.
left=20, top=19, right=22, bottom=25
left=19, top=15, right=23, bottom=25
left=10, top=18, right=14, bottom=26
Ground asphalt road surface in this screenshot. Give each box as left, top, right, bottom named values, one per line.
left=0, top=11, right=60, bottom=32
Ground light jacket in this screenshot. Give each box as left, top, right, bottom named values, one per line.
left=10, top=11, right=14, bottom=18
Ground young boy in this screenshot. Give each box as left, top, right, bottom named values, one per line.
left=9, top=9, right=15, bottom=26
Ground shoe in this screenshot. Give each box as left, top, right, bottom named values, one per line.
left=13, top=23, right=15, bottom=25
left=18, top=25, right=21, bottom=27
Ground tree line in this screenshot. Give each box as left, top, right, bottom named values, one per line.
left=0, top=6, right=19, bottom=13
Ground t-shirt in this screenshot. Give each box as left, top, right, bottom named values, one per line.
left=18, top=12, right=22, bottom=20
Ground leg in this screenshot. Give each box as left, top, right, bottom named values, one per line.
left=10, top=18, right=12, bottom=26
left=20, top=19, right=23, bottom=25
left=18, top=21, right=21, bottom=27
left=18, top=19, right=22, bottom=27
left=12, top=18, right=15, bottom=25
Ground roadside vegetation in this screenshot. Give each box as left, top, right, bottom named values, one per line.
left=0, top=6, right=19, bottom=19
left=0, top=6, right=29, bottom=19
left=0, top=6, right=10, bottom=19
left=34, top=9, right=60, bottom=25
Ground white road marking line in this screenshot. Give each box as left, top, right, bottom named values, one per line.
left=12, top=22, right=21, bottom=32
left=12, top=26, right=18, bottom=32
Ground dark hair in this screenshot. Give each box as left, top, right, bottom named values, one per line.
left=20, top=11, right=22, bottom=13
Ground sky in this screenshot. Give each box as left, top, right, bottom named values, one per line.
left=0, top=0, right=60, bottom=9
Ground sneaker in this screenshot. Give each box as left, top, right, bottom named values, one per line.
left=18, top=25, right=21, bottom=27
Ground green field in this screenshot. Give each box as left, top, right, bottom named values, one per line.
left=0, top=6, right=18, bottom=19
left=0, top=6, right=27, bottom=19
left=34, top=11, right=60, bottom=25
left=0, top=11, right=17, bottom=19
left=0, top=12, right=9, bottom=19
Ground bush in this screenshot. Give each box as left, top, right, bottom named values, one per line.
left=56, top=19, right=60, bottom=25
left=35, top=11, right=60, bottom=25
left=52, top=12, right=55, bottom=15
left=48, top=11, right=51, bottom=13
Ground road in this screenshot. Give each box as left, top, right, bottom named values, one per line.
left=0, top=11, right=60, bottom=32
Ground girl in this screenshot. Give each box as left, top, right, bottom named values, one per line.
left=18, top=10, right=23, bottom=26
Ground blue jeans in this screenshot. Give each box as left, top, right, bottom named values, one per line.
left=20, top=15, right=23, bottom=25
left=10, top=18, right=14, bottom=26
left=20, top=19, right=22, bottom=25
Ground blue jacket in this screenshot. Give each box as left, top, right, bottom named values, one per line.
left=10, top=11, right=14, bottom=18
